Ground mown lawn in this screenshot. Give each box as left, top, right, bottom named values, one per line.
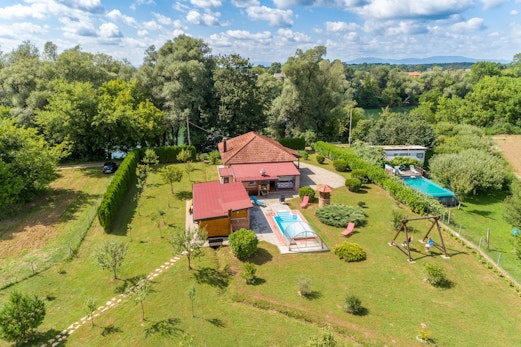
left=2, top=160, right=521, bottom=346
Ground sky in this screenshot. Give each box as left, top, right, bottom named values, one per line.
left=0, top=0, right=520, bottom=66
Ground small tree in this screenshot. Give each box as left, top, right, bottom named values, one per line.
left=94, top=240, right=128, bottom=280
left=177, top=149, right=195, bottom=181
left=297, top=277, right=312, bottom=297
left=83, top=297, right=97, bottom=326
left=188, top=284, right=196, bottom=318
left=126, top=277, right=151, bottom=321
left=160, top=165, right=183, bottom=194
left=0, top=291, right=46, bottom=344
left=228, top=228, right=259, bottom=261
left=241, top=262, right=257, bottom=285
left=316, top=154, right=325, bottom=164
left=307, top=325, right=337, bottom=347
left=423, top=263, right=449, bottom=287
left=344, top=295, right=363, bottom=315
left=169, top=227, right=207, bottom=270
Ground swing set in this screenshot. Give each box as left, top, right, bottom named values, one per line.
left=390, top=215, right=450, bottom=262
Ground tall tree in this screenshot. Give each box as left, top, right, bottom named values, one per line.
left=0, top=291, right=46, bottom=344
left=213, top=54, right=265, bottom=136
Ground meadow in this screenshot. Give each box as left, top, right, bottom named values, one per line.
left=1, top=159, right=521, bottom=346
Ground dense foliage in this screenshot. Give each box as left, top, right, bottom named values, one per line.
left=298, top=186, right=316, bottom=201
left=334, top=242, right=367, bottom=262
left=423, top=263, right=450, bottom=287
left=279, top=137, right=306, bottom=150
left=0, top=292, right=46, bottom=343
left=228, top=228, right=259, bottom=261
left=315, top=204, right=366, bottom=227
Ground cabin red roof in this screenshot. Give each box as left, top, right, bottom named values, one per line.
left=218, top=131, right=299, bottom=165
left=192, top=181, right=252, bottom=221
left=230, top=162, right=300, bottom=181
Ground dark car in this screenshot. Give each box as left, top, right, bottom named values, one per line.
left=102, top=161, right=118, bottom=174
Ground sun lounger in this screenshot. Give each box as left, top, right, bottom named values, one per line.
left=251, top=196, right=266, bottom=206
left=342, top=222, right=355, bottom=236
left=300, top=195, right=309, bottom=208
left=410, top=165, right=419, bottom=174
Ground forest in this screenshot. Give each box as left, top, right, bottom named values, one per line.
left=1, top=35, right=521, bottom=217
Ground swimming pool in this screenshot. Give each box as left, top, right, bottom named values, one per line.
left=273, top=211, right=316, bottom=239
left=402, top=176, right=457, bottom=206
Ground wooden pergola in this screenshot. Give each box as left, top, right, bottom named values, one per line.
left=389, top=215, right=449, bottom=262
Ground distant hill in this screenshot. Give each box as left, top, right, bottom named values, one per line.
left=346, top=56, right=507, bottom=65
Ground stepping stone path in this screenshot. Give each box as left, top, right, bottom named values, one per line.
left=39, top=255, right=182, bottom=347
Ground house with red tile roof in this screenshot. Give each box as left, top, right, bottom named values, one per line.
left=192, top=181, right=252, bottom=237
left=217, top=131, right=301, bottom=195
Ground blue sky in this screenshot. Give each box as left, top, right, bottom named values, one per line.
left=0, top=0, right=520, bottom=66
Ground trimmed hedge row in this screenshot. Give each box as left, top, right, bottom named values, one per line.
left=279, top=137, right=306, bottom=150
left=97, top=145, right=196, bottom=232
left=98, top=149, right=141, bottom=232
left=312, top=142, right=446, bottom=216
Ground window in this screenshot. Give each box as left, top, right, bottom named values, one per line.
left=248, top=181, right=256, bottom=186
left=416, top=153, right=424, bottom=159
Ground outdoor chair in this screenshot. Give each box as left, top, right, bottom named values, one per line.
left=251, top=196, right=266, bottom=206
left=300, top=195, right=309, bottom=208
left=410, top=165, right=420, bottom=174
left=342, top=222, right=355, bottom=237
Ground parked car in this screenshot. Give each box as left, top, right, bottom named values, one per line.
left=102, top=161, right=118, bottom=174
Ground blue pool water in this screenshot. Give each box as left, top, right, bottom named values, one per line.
left=273, top=211, right=315, bottom=239
left=403, top=176, right=455, bottom=198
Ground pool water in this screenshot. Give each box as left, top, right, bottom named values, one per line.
left=402, top=176, right=455, bottom=197
left=273, top=211, right=315, bottom=239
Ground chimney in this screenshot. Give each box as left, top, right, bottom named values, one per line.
left=223, top=138, right=227, bottom=152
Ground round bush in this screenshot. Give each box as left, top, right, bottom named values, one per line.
left=345, top=178, right=361, bottom=192
left=228, top=228, right=259, bottom=261
left=316, top=154, right=325, bottom=164
left=334, top=242, right=367, bottom=262
left=333, top=159, right=349, bottom=172
left=241, top=262, right=257, bottom=285
left=315, top=204, right=366, bottom=227
left=344, top=295, right=363, bottom=315
left=351, top=169, right=368, bottom=183
left=298, top=186, right=315, bottom=201
left=298, top=150, right=309, bottom=160
left=423, top=263, right=448, bottom=287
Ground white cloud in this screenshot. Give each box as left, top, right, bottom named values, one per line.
left=353, top=0, right=474, bottom=20
left=59, top=15, right=97, bottom=37
left=57, top=0, right=104, bottom=14
left=231, top=0, right=260, bottom=7
left=482, top=0, right=508, bottom=10
left=0, top=3, right=51, bottom=19
left=190, top=0, right=222, bottom=9
left=276, top=28, right=312, bottom=42
left=0, top=22, right=46, bottom=39
left=451, top=17, right=485, bottom=32
left=99, top=22, right=122, bottom=38
left=208, top=30, right=272, bottom=47
left=246, top=6, right=293, bottom=27
left=107, top=9, right=138, bottom=27
left=511, top=10, right=519, bottom=15
left=325, top=21, right=360, bottom=32
left=186, top=10, right=222, bottom=26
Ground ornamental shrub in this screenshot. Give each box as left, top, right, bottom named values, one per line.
left=208, top=151, right=221, bottom=164
left=228, top=228, right=259, bottom=261
left=298, top=186, right=316, bottom=201
left=297, top=277, right=312, bottom=297
left=315, top=204, right=366, bottom=227
left=334, top=242, right=367, bottom=262
left=344, top=295, right=363, bottom=315
left=423, top=263, right=449, bottom=287
left=316, top=154, right=325, bottom=164
left=345, top=178, right=361, bottom=192
left=279, top=137, right=305, bottom=150
left=241, top=262, right=257, bottom=285
left=298, top=150, right=309, bottom=160
left=351, top=169, right=368, bottom=183
left=332, top=159, right=349, bottom=172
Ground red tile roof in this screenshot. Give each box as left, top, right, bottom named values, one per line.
left=231, top=162, right=300, bottom=182
left=218, top=131, right=300, bottom=165
left=192, top=181, right=252, bottom=221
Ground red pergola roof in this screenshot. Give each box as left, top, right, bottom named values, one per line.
left=192, top=181, right=252, bottom=221
left=218, top=131, right=300, bottom=165
left=230, top=162, right=300, bottom=182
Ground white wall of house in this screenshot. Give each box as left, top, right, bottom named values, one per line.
left=381, top=146, right=427, bottom=164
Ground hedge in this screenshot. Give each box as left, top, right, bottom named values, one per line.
left=278, top=137, right=305, bottom=150
left=97, top=145, right=196, bottom=232
left=312, top=142, right=446, bottom=216
left=97, top=149, right=141, bottom=232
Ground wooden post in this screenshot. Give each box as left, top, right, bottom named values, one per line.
left=486, top=228, right=490, bottom=250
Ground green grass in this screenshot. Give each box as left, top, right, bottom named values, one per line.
left=2, top=161, right=521, bottom=346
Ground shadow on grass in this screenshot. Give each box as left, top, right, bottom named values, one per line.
left=114, top=274, right=148, bottom=294
left=251, top=248, right=273, bottom=265
left=101, top=324, right=123, bottom=336
left=28, top=329, right=61, bottom=347
left=467, top=209, right=494, bottom=218
left=205, top=318, right=225, bottom=328
left=301, top=290, right=322, bottom=300
left=348, top=307, right=369, bottom=316
left=144, top=318, right=183, bottom=338
left=193, top=267, right=229, bottom=289
left=251, top=277, right=266, bottom=286
left=175, top=191, right=192, bottom=200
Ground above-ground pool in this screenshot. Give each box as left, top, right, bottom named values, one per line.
left=273, top=211, right=316, bottom=239
left=402, top=176, right=457, bottom=206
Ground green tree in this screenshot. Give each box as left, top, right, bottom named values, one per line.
left=126, top=277, right=152, bottom=321
left=307, top=325, right=337, bottom=347
left=188, top=284, right=196, bottom=318
left=94, top=240, right=128, bottom=279
left=83, top=297, right=97, bottom=326
left=0, top=291, right=46, bottom=344
left=169, top=227, right=207, bottom=270
left=160, top=165, right=184, bottom=194
left=228, top=228, right=259, bottom=261
left=213, top=54, right=265, bottom=137
left=505, top=181, right=521, bottom=228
